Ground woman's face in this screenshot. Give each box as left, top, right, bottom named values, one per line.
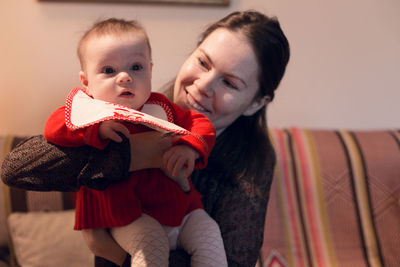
left=174, top=28, right=266, bottom=134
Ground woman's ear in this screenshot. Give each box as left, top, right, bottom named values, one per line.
left=79, top=71, right=88, bottom=89
left=243, top=95, right=271, bottom=116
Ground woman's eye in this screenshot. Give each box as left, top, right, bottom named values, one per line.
left=131, top=64, right=143, bottom=71
left=198, top=58, right=209, bottom=70
left=102, top=67, right=115, bottom=74
left=223, top=79, right=238, bottom=90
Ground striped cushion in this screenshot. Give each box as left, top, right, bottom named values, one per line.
left=261, top=128, right=400, bottom=267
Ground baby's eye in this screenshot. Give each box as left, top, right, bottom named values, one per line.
left=102, top=66, right=115, bottom=74
left=131, top=64, right=143, bottom=71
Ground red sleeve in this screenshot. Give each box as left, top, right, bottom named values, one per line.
left=44, top=106, right=108, bottom=150
left=170, top=102, right=216, bottom=169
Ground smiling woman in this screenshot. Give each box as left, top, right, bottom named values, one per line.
left=173, top=28, right=265, bottom=135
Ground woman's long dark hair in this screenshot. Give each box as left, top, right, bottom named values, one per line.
left=205, top=11, right=290, bottom=190
left=166, top=11, right=290, bottom=195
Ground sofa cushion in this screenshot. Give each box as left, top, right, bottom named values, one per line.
left=8, top=210, right=92, bottom=267
left=261, top=128, right=400, bottom=266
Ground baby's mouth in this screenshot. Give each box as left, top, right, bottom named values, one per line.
left=120, top=91, right=134, bottom=97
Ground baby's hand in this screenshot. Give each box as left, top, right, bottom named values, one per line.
left=162, top=145, right=199, bottom=179
left=99, top=121, right=130, bottom=142
left=163, top=169, right=191, bottom=192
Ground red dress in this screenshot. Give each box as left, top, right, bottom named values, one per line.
left=44, top=88, right=216, bottom=229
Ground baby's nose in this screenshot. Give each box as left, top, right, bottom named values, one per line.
left=117, top=72, right=132, bottom=84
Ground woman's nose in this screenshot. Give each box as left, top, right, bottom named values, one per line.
left=195, top=74, right=215, bottom=97
left=117, top=72, right=132, bottom=84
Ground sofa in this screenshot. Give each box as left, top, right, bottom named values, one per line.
left=0, top=128, right=399, bottom=267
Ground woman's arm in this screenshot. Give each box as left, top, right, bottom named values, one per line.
left=1, top=135, right=131, bottom=191
left=1, top=132, right=174, bottom=192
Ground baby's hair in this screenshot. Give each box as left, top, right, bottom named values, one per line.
left=77, top=18, right=151, bottom=69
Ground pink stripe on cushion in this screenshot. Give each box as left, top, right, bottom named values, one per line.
left=291, top=128, right=337, bottom=266
left=262, top=129, right=308, bottom=267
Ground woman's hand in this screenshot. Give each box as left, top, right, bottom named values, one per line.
left=128, top=131, right=175, bottom=172
left=129, top=132, right=196, bottom=192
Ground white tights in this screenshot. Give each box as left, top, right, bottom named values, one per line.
left=111, top=210, right=227, bottom=267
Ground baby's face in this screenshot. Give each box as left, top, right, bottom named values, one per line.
left=80, top=32, right=152, bottom=109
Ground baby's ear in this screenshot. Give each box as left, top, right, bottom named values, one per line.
left=149, top=61, right=153, bottom=79
left=79, top=71, right=88, bottom=88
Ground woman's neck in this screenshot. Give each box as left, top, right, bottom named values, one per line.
left=215, top=128, right=226, bottom=136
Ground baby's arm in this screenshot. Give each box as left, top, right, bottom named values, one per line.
left=162, top=145, right=199, bottom=192
left=45, top=107, right=127, bottom=149
left=44, top=106, right=92, bottom=147
left=82, top=228, right=127, bottom=266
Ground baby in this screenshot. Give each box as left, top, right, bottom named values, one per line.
left=44, top=18, right=227, bottom=267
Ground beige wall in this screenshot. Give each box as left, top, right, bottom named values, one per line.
left=1, top=0, right=399, bottom=135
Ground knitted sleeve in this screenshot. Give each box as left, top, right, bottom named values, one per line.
left=1, top=135, right=131, bottom=192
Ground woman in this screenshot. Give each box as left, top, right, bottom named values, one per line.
left=2, top=10, right=290, bottom=267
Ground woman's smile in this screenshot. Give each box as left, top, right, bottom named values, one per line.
left=186, top=90, right=209, bottom=113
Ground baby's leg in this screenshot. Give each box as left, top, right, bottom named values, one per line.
left=111, top=214, right=169, bottom=267
left=82, top=228, right=127, bottom=266
left=178, top=209, right=228, bottom=267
